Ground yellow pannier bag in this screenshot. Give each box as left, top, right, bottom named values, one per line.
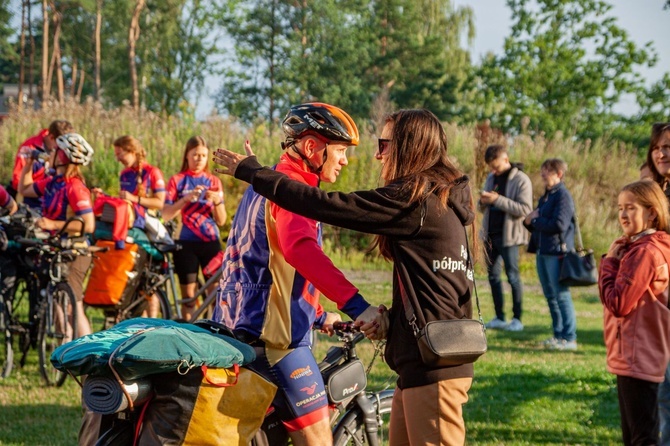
left=137, top=365, right=277, bottom=445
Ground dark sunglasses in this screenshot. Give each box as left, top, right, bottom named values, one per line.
left=378, top=138, right=391, bottom=155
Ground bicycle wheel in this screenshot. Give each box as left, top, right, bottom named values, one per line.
left=332, top=391, right=394, bottom=446
left=123, top=287, right=171, bottom=322
left=37, top=282, right=78, bottom=387
left=1, top=292, right=13, bottom=379
left=1, top=275, right=35, bottom=379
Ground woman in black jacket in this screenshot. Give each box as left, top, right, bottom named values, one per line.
left=214, top=109, right=478, bottom=445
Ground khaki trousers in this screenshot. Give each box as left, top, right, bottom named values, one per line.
left=389, top=377, right=472, bottom=446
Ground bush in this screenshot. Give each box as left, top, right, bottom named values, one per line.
left=0, top=101, right=642, bottom=259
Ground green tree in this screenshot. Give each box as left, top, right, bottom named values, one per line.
left=0, top=0, right=20, bottom=84
left=366, top=0, right=474, bottom=121
left=470, top=0, right=656, bottom=139
left=216, top=0, right=294, bottom=126
left=216, top=0, right=474, bottom=126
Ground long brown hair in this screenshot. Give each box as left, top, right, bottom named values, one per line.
left=374, top=109, right=477, bottom=259
left=113, top=135, right=147, bottom=197
left=180, top=136, right=209, bottom=173
left=646, top=122, right=670, bottom=187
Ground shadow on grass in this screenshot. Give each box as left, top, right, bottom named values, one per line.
left=0, top=403, right=81, bottom=445
left=485, top=326, right=606, bottom=352
left=466, top=368, right=619, bottom=444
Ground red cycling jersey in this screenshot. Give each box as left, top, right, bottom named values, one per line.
left=12, top=129, right=50, bottom=209
left=166, top=170, right=223, bottom=242
left=0, top=185, right=11, bottom=209
left=119, top=162, right=165, bottom=229
left=33, top=175, right=93, bottom=222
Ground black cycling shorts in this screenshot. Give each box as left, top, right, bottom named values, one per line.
left=172, top=240, right=221, bottom=284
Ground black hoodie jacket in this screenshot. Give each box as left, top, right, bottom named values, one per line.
left=235, top=157, right=476, bottom=388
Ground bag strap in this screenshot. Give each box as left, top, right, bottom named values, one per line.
left=559, top=215, right=584, bottom=253
left=398, top=225, right=483, bottom=339
left=201, top=364, right=240, bottom=387
left=573, top=216, right=585, bottom=251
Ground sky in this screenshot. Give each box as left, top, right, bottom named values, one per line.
left=197, top=1, right=668, bottom=119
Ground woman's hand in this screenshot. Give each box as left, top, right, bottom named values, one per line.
left=524, top=209, right=539, bottom=225
left=119, top=190, right=138, bottom=203
left=213, top=140, right=255, bottom=177
left=185, top=185, right=205, bottom=203
left=205, top=190, right=222, bottom=204
left=36, top=217, right=58, bottom=231
left=606, top=237, right=629, bottom=260
left=357, top=305, right=390, bottom=341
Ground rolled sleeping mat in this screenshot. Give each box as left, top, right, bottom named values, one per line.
left=83, top=376, right=152, bottom=414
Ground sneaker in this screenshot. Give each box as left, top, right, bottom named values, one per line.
left=505, top=318, right=524, bottom=332
left=542, top=337, right=560, bottom=348
left=557, top=340, right=578, bottom=351
left=485, top=317, right=508, bottom=329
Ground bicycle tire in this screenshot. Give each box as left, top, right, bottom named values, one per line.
left=145, top=287, right=171, bottom=320
left=1, top=275, right=35, bottom=379
left=37, top=282, right=78, bottom=387
left=332, top=391, right=394, bottom=446
left=1, top=292, right=13, bottom=379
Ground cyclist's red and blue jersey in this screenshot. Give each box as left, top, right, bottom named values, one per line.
left=119, top=162, right=165, bottom=229
left=165, top=171, right=222, bottom=242
left=0, top=185, right=11, bottom=209
left=12, top=129, right=50, bottom=209
left=33, top=175, right=92, bottom=223
left=213, top=153, right=369, bottom=350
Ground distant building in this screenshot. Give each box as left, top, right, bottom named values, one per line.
left=0, top=84, right=40, bottom=120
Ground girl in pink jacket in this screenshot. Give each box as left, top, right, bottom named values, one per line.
left=600, top=180, right=670, bottom=446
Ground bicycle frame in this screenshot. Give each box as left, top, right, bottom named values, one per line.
left=255, top=323, right=396, bottom=446
left=181, top=271, right=221, bottom=321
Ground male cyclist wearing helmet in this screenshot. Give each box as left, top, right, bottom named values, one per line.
left=213, top=103, right=379, bottom=446
left=19, top=132, right=95, bottom=337
left=10, top=120, right=74, bottom=210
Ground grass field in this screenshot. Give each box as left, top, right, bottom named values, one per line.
left=0, top=267, right=621, bottom=445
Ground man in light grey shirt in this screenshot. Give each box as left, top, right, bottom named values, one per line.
left=478, top=145, right=533, bottom=331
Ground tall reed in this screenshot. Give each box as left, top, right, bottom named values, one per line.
left=0, top=101, right=641, bottom=258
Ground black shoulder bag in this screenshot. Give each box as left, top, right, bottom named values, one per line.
left=398, top=227, right=487, bottom=367
left=559, top=216, right=598, bottom=287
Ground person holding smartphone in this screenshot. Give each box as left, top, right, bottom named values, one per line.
left=163, top=136, right=226, bottom=320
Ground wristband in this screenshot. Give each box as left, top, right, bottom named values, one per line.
left=215, top=200, right=224, bottom=207
left=138, top=197, right=142, bottom=206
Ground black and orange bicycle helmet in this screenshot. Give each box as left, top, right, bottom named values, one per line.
left=281, top=102, right=359, bottom=146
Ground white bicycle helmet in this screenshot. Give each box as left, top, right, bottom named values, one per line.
left=56, top=133, right=94, bottom=166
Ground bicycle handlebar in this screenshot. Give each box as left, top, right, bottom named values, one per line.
left=13, top=236, right=107, bottom=257
left=14, top=237, right=43, bottom=247
left=333, top=321, right=361, bottom=333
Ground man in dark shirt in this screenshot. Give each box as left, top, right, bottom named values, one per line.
left=478, top=145, right=533, bottom=331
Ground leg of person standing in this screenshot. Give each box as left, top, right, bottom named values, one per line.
left=555, top=281, right=577, bottom=345
left=536, top=254, right=563, bottom=343
left=501, top=243, right=523, bottom=330
left=485, top=235, right=508, bottom=329
left=389, top=378, right=472, bottom=446
left=617, top=375, right=660, bottom=446
left=537, top=253, right=576, bottom=348
left=659, top=364, right=670, bottom=445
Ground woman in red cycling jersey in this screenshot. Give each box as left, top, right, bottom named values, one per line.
left=113, top=135, right=166, bottom=227
left=111, top=135, right=166, bottom=317
left=163, top=136, right=226, bottom=320
left=19, top=133, right=95, bottom=337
